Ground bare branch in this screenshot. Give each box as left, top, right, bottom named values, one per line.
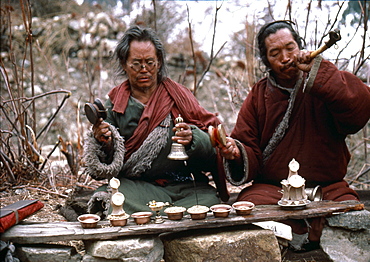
left=36, top=91, right=71, bottom=140
left=186, top=4, right=197, bottom=94
left=195, top=2, right=225, bottom=92
left=354, top=1, right=368, bottom=75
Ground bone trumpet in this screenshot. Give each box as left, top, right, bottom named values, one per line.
left=310, top=29, right=341, bottom=58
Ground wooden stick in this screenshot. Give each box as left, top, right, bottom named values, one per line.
left=25, top=186, right=68, bottom=198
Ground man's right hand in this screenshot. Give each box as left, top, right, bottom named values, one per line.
left=93, top=118, right=112, bottom=144
left=218, top=137, right=241, bottom=161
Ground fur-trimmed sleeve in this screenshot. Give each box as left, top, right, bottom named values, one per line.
left=224, top=139, right=250, bottom=186
left=83, top=124, right=126, bottom=180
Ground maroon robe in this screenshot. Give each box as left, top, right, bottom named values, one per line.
left=229, top=59, right=370, bottom=241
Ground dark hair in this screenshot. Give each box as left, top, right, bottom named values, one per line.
left=257, top=20, right=304, bottom=68
left=114, top=26, right=168, bottom=83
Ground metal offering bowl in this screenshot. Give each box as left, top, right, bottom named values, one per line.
left=164, top=206, right=186, bottom=220
left=232, top=201, right=255, bottom=216
left=77, top=214, right=101, bottom=228
left=187, top=205, right=209, bottom=220
left=210, top=204, right=232, bottom=218
left=108, top=213, right=130, bottom=227
left=131, top=212, right=153, bottom=225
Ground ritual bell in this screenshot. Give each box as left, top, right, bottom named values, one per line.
left=167, top=115, right=189, bottom=160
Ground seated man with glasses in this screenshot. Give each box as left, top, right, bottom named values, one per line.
left=84, top=26, right=228, bottom=216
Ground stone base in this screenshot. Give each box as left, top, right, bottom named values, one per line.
left=160, top=224, right=281, bottom=262
left=320, top=210, right=370, bottom=262
left=14, top=243, right=82, bottom=262
left=84, top=235, right=164, bottom=262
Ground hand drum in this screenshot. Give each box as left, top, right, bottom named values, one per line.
left=208, top=124, right=227, bottom=147
left=84, top=98, right=107, bottom=125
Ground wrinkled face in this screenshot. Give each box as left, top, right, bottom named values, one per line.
left=265, top=28, right=300, bottom=82
left=123, top=40, right=160, bottom=92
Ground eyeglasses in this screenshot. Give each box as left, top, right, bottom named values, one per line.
left=129, top=60, right=157, bottom=72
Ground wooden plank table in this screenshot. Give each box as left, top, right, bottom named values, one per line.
left=0, top=201, right=364, bottom=244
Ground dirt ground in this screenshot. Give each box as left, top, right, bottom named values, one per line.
left=0, top=183, right=87, bottom=254
left=0, top=186, right=69, bottom=223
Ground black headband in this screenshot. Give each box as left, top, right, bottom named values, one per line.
left=258, top=20, right=296, bottom=38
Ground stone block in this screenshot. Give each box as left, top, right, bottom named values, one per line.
left=321, top=212, right=370, bottom=262
left=84, top=235, right=163, bottom=262
left=160, top=224, right=281, bottom=262
left=82, top=254, right=120, bottom=262
left=326, top=210, right=370, bottom=230
left=14, top=243, right=82, bottom=262
left=321, top=227, right=370, bottom=262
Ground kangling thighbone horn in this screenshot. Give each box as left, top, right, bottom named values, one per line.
left=310, top=29, right=341, bottom=58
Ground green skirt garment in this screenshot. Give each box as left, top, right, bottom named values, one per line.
left=98, top=178, right=220, bottom=215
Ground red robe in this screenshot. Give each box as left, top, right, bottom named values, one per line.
left=108, top=78, right=229, bottom=201
left=228, top=59, right=370, bottom=241
left=108, top=78, right=220, bottom=159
